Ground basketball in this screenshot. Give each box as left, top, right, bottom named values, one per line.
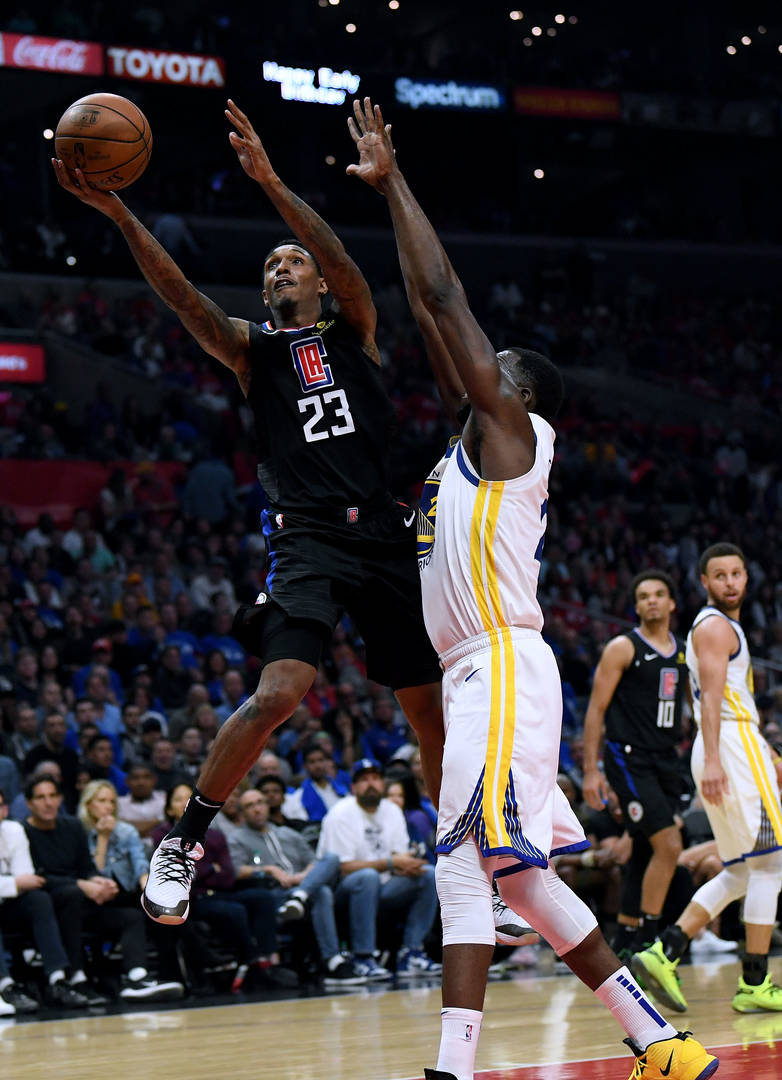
left=54, top=93, right=152, bottom=191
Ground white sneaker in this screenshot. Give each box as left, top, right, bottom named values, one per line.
left=141, top=837, right=204, bottom=924
left=0, top=988, right=15, bottom=1017
left=690, top=928, right=738, bottom=954
left=492, top=890, right=539, bottom=947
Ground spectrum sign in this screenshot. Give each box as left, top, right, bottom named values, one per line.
left=395, top=77, right=505, bottom=111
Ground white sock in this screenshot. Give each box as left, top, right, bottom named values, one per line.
left=49, top=970, right=66, bottom=985
left=128, top=967, right=147, bottom=982
left=594, top=967, right=677, bottom=1051
left=70, top=970, right=87, bottom=985
left=436, top=1007, right=483, bottom=1080
left=0, top=976, right=12, bottom=992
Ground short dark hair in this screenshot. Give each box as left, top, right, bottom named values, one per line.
left=86, top=734, right=112, bottom=754
left=303, top=741, right=331, bottom=761
left=630, top=569, right=676, bottom=603
left=499, top=348, right=564, bottom=423
left=257, top=775, right=286, bottom=794
left=25, top=774, right=61, bottom=799
left=263, top=239, right=323, bottom=277
left=699, top=542, right=746, bottom=575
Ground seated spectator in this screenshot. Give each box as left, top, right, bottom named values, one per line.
left=385, top=773, right=436, bottom=863
left=24, top=775, right=182, bottom=1003
left=193, top=703, right=219, bottom=749
left=10, top=761, right=66, bottom=822
left=157, top=602, right=200, bottom=670
left=149, top=738, right=188, bottom=794
left=200, top=611, right=245, bottom=669
left=176, top=726, right=205, bottom=784
left=203, top=649, right=229, bottom=705
left=4, top=702, right=39, bottom=772
left=190, top=557, right=236, bottom=613
left=117, top=765, right=166, bottom=839
left=0, top=754, right=20, bottom=806
left=317, top=759, right=441, bottom=979
left=408, top=748, right=437, bottom=830
left=0, top=784, right=89, bottom=1013
left=229, top=789, right=364, bottom=986
left=167, top=683, right=211, bottom=741
left=72, top=639, right=123, bottom=704
left=117, top=702, right=144, bottom=766
left=79, top=781, right=148, bottom=893
left=13, top=648, right=40, bottom=707
left=211, top=781, right=247, bottom=843
left=257, top=775, right=309, bottom=833
left=215, top=668, right=249, bottom=725
left=152, top=785, right=297, bottom=990
left=152, top=645, right=192, bottom=713
left=35, top=680, right=68, bottom=728
left=136, top=716, right=163, bottom=766
left=361, top=696, right=411, bottom=765
left=283, top=743, right=349, bottom=824
left=23, top=712, right=79, bottom=810
left=83, top=668, right=122, bottom=735
left=84, top=734, right=128, bottom=795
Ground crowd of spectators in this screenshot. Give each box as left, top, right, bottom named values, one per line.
left=3, top=261, right=782, bottom=1014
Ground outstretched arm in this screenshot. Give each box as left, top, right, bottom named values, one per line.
left=347, top=99, right=533, bottom=473
left=226, top=99, right=376, bottom=347
left=52, top=160, right=251, bottom=391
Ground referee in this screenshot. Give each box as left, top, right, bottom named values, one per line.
left=582, top=569, right=688, bottom=958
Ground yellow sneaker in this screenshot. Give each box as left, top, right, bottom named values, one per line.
left=625, top=1031, right=719, bottom=1080
left=731, top=973, right=782, bottom=1013
left=631, top=941, right=688, bottom=1013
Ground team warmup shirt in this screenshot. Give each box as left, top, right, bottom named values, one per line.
left=246, top=308, right=395, bottom=511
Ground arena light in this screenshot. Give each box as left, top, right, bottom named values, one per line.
left=328, top=0, right=340, bottom=5
left=568, top=14, right=578, bottom=23
left=758, top=25, right=767, bottom=34
left=726, top=45, right=736, bottom=54
left=532, top=25, right=542, bottom=35
left=389, top=0, right=399, bottom=8
left=547, top=27, right=557, bottom=36
left=325, top=154, right=336, bottom=164
left=533, top=168, right=545, bottom=179
left=741, top=35, right=751, bottom=45
left=509, top=10, right=523, bottom=20
left=65, top=255, right=77, bottom=266
left=523, top=36, right=532, bottom=46
left=43, top=128, right=54, bottom=139
left=555, top=13, right=565, bottom=23
left=345, top=22, right=356, bottom=32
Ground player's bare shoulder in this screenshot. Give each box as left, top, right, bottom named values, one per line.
left=692, top=612, right=738, bottom=657
left=600, top=633, right=635, bottom=671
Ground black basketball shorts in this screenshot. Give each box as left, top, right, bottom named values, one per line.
left=603, top=743, right=686, bottom=839
left=244, top=499, right=441, bottom=691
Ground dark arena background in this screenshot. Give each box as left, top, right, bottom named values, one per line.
left=1, top=2, right=782, bottom=1077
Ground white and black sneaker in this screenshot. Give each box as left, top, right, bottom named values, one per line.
left=492, top=886, right=538, bottom=947
left=0, top=983, right=38, bottom=1014
left=119, top=975, right=184, bottom=1002
left=277, top=891, right=307, bottom=923
left=142, top=837, right=203, bottom=924
left=323, top=954, right=368, bottom=988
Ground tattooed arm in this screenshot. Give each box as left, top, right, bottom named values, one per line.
left=52, top=159, right=252, bottom=393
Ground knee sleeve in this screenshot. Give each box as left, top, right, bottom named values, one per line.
left=497, top=866, right=598, bottom=956
left=690, top=861, right=749, bottom=920
left=745, top=851, right=782, bottom=926
left=435, top=840, right=494, bottom=947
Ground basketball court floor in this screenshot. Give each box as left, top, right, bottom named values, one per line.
left=2, top=953, right=781, bottom=1079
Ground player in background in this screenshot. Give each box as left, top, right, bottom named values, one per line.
left=632, top=543, right=782, bottom=1014
left=347, top=95, right=718, bottom=1080
left=52, top=100, right=445, bottom=935
left=582, top=571, right=688, bottom=959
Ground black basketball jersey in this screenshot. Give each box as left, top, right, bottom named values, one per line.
left=246, top=308, right=395, bottom=511
left=604, top=629, right=687, bottom=752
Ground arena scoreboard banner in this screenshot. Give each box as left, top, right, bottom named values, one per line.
left=513, top=86, right=621, bottom=120
left=0, top=343, right=46, bottom=383
left=395, top=77, right=505, bottom=111
left=0, top=32, right=104, bottom=74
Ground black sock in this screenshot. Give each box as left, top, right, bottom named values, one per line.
left=741, top=952, right=768, bottom=987
left=611, top=923, right=639, bottom=955
left=661, top=924, right=689, bottom=962
left=633, top=915, right=661, bottom=952
left=167, top=788, right=224, bottom=843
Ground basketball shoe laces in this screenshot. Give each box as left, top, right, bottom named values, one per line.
left=153, top=841, right=198, bottom=888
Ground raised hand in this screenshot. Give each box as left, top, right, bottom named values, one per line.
left=226, top=98, right=275, bottom=184
left=346, top=97, right=396, bottom=190
left=51, top=158, right=125, bottom=220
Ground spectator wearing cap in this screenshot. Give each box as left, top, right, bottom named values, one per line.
left=190, top=556, right=236, bottom=613
left=283, top=743, right=350, bottom=825
left=71, top=638, right=124, bottom=705
left=317, top=759, right=441, bottom=979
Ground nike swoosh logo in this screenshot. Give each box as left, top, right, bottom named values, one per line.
left=659, top=1050, right=675, bottom=1076
left=404, top=511, right=415, bottom=528
left=465, top=669, right=481, bottom=682
left=644, top=653, right=657, bottom=661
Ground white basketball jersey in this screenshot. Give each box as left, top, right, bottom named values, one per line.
left=686, top=606, right=758, bottom=727
left=418, top=413, right=554, bottom=655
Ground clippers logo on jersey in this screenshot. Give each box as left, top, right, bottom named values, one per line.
left=658, top=668, right=679, bottom=700
left=291, top=335, right=334, bottom=392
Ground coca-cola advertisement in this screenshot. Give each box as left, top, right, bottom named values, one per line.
left=106, top=46, right=225, bottom=87
left=0, top=343, right=46, bottom=383
left=0, top=32, right=104, bottom=75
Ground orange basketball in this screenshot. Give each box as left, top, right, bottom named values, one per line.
left=55, top=92, right=152, bottom=191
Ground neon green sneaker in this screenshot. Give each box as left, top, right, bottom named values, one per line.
left=631, top=940, right=688, bottom=1013
left=732, top=974, right=782, bottom=1013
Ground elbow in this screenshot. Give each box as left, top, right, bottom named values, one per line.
left=420, top=276, right=463, bottom=313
